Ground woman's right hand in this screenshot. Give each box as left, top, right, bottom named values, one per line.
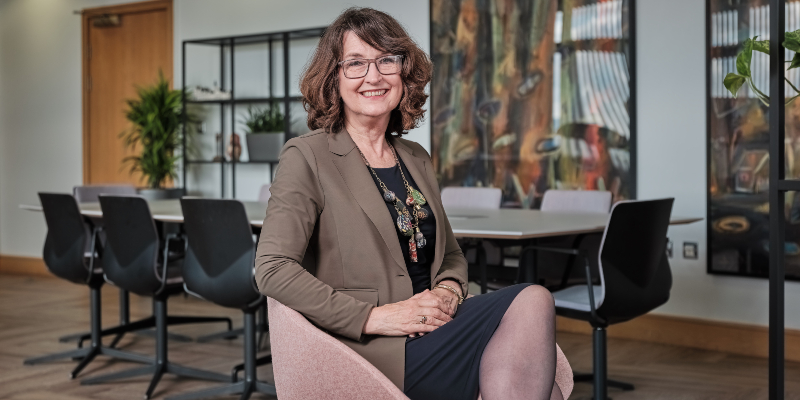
left=363, top=290, right=453, bottom=336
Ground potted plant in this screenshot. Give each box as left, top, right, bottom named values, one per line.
left=241, top=103, right=286, bottom=162
left=121, top=71, right=191, bottom=200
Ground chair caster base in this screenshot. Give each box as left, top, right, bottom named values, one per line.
left=81, top=361, right=229, bottom=399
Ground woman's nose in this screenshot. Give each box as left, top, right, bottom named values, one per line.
left=364, top=61, right=384, bottom=84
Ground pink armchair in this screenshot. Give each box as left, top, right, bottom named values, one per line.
left=267, top=297, right=573, bottom=399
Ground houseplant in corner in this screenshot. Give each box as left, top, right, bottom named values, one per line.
left=121, top=71, right=192, bottom=200
left=241, top=103, right=286, bottom=162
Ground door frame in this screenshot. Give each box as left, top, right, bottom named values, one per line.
left=81, top=0, right=173, bottom=184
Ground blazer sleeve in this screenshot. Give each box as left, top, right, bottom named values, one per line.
left=254, top=139, right=373, bottom=341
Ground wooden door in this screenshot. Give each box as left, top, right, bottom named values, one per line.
left=82, top=0, right=173, bottom=185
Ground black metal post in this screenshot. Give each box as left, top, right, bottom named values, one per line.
left=593, top=327, right=607, bottom=400
left=628, top=0, right=637, bottom=199
left=182, top=41, right=187, bottom=192
left=231, top=38, right=237, bottom=198
left=283, top=32, right=291, bottom=141
left=769, top=0, right=786, bottom=399
left=220, top=44, right=226, bottom=198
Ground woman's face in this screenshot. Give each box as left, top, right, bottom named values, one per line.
left=338, top=31, right=404, bottom=125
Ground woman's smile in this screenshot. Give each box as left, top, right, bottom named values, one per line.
left=361, top=89, right=389, bottom=98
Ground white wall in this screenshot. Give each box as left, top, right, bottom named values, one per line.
left=0, top=0, right=797, bottom=329
left=0, top=0, right=132, bottom=259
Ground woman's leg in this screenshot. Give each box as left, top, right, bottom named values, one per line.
left=479, top=285, right=562, bottom=400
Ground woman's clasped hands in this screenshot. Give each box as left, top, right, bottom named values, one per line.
left=363, top=284, right=461, bottom=338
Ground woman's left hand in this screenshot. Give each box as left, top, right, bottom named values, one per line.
left=408, top=280, right=462, bottom=338
left=431, top=280, right=462, bottom=317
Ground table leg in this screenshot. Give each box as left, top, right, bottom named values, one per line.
left=519, top=239, right=538, bottom=284
left=477, top=240, right=488, bottom=294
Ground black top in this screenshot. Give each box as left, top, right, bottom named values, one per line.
left=367, top=158, right=436, bottom=295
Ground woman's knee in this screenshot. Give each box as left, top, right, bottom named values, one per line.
left=518, top=285, right=555, bottom=310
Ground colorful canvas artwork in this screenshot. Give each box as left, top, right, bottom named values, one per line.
left=430, top=0, right=634, bottom=208
left=708, top=0, right=800, bottom=279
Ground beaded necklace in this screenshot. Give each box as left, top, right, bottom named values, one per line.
left=357, top=142, right=429, bottom=262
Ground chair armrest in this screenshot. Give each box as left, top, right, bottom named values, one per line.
left=85, top=226, right=103, bottom=284
left=159, top=233, right=181, bottom=292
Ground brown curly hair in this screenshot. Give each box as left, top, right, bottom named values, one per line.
left=300, top=7, right=433, bottom=136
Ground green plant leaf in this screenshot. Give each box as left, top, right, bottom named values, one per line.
left=784, top=30, right=800, bottom=52
left=737, top=37, right=754, bottom=77
left=753, top=37, right=770, bottom=54
left=789, top=53, right=800, bottom=70
left=724, top=73, right=747, bottom=97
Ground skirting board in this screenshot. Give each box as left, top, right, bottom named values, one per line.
left=0, top=255, right=51, bottom=278
left=557, top=314, right=800, bottom=362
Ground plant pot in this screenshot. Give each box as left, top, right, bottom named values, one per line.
left=246, top=132, right=285, bottom=162
left=137, top=187, right=185, bottom=201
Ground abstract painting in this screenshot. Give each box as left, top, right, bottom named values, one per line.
left=430, top=0, right=635, bottom=208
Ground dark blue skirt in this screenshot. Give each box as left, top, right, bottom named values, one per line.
left=403, top=283, right=533, bottom=400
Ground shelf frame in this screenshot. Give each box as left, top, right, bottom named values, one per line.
left=181, top=27, right=326, bottom=198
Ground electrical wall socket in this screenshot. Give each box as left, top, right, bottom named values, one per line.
left=666, top=240, right=673, bottom=258
left=683, top=242, right=698, bottom=259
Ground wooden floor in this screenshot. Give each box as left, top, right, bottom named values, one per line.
left=2, top=274, right=800, bottom=400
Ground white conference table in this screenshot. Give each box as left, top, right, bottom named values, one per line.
left=21, top=199, right=701, bottom=292
left=20, top=199, right=700, bottom=239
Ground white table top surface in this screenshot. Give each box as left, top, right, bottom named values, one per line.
left=20, top=200, right=702, bottom=240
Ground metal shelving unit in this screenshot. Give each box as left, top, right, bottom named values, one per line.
left=180, top=27, right=325, bottom=198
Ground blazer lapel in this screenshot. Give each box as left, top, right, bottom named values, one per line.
left=329, top=130, right=407, bottom=274
left=392, top=138, right=446, bottom=275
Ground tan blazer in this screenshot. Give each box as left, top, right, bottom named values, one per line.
left=255, top=128, right=468, bottom=389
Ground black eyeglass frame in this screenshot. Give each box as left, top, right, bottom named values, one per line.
left=337, top=55, right=404, bottom=79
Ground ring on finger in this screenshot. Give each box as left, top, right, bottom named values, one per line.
left=418, top=316, right=427, bottom=324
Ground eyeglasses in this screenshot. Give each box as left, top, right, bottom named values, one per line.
left=338, top=55, right=403, bottom=79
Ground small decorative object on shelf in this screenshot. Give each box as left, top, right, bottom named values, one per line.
left=212, top=133, right=224, bottom=162
left=241, top=104, right=285, bottom=162
left=189, top=82, right=231, bottom=101
left=227, top=133, right=242, bottom=162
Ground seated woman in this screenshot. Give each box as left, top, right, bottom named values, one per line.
left=255, top=7, right=561, bottom=400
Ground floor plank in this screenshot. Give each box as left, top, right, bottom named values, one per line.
left=1, top=274, right=798, bottom=399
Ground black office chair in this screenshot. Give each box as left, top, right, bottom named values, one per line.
left=81, top=195, right=230, bottom=399
left=534, top=198, right=674, bottom=400
left=64, top=185, right=196, bottom=348
left=166, top=198, right=276, bottom=400
left=23, top=193, right=151, bottom=378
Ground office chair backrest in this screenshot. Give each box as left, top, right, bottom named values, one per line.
left=440, top=187, right=502, bottom=209
left=541, top=190, right=612, bottom=213
left=597, top=198, right=674, bottom=324
left=38, top=193, right=91, bottom=284
left=180, top=198, right=261, bottom=309
left=73, top=185, right=137, bottom=203
left=258, top=184, right=272, bottom=204
left=98, top=195, right=162, bottom=296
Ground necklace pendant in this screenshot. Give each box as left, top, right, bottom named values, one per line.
left=416, top=208, right=429, bottom=220
left=383, top=190, right=396, bottom=203
left=411, top=189, right=427, bottom=206
left=414, top=229, right=426, bottom=248
left=397, top=214, right=412, bottom=235
left=409, top=237, right=418, bottom=262
left=406, top=196, right=415, bottom=206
